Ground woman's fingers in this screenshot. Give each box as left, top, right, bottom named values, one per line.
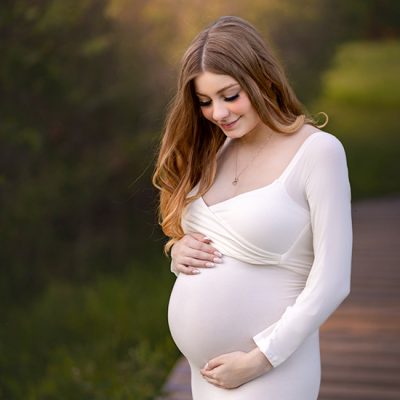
left=174, top=263, right=201, bottom=275
left=184, top=234, right=222, bottom=257
left=177, top=251, right=223, bottom=269
left=182, top=256, right=221, bottom=268
left=172, top=256, right=220, bottom=275
left=204, top=356, right=225, bottom=369
left=192, top=248, right=222, bottom=262
left=179, top=235, right=223, bottom=264
left=191, top=232, right=212, bottom=243
left=201, top=367, right=227, bottom=389
left=171, top=233, right=224, bottom=275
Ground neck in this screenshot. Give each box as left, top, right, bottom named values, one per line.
left=238, top=122, right=276, bottom=148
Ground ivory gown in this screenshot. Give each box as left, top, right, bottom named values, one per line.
left=168, top=131, right=353, bottom=399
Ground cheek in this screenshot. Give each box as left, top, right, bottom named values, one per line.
left=201, top=107, right=213, bottom=121
left=240, top=98, right=261, bottom=123
left=231, top=96, right=252, bottom=115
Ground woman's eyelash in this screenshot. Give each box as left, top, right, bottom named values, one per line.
left=199, top=100, right=212, bottom=107
left=198, top=93, right=240, bottom=107
left=225, top=93, right=240, bottom=102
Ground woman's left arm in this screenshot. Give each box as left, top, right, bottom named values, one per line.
left=252, top=134, right=353, bottom=367
left=201, top=134, right=352, bottom=387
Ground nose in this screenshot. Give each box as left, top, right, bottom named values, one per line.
left=212, top=100, right=230, bottom=122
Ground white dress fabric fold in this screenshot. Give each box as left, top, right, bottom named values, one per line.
left=168, top=131, right=353, bottom=399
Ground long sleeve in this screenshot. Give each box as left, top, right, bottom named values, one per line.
left=170, top=259, right=180, bottom=277
left=252, top=134, right=353, bottom=367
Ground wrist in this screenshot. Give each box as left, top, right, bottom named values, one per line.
left=248, top=347, right=273, bottom=373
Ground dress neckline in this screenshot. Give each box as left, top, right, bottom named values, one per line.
left=201, top=131, right=323, bottom=208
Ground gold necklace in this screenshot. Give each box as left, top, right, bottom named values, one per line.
left=232, top=132, right=274, bottom=185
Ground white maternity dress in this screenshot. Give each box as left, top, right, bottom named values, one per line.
left=168, top=131, right=353, bottom=399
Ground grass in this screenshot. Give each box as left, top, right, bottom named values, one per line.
left=311, top=40, right=400, bottom=198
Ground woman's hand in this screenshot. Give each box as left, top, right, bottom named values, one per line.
left=170, top=233, right=223, bottom=275
left=200, top=348, right=273, bottom=389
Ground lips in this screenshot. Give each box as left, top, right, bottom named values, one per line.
left=220, top=117, right=241, bottom=130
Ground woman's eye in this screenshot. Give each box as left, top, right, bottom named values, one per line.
left=225, top=93, right=240, bottom=102
left=198, top=99, right=212, bottom=107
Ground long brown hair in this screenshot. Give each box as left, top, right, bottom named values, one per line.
left=153, top=16, right=322, bottom=253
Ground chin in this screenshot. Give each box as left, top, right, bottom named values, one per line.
left=223, top=131, right=247, bottom=139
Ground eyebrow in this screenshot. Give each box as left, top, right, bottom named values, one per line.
left=195, top=83, right=240, bottom=97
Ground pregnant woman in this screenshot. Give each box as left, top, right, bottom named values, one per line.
left=152, top=16, right=352, bottom=399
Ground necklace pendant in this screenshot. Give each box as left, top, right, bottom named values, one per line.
left=232, top=177, right=238, bottom=185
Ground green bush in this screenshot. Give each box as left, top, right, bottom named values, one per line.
left=0, top=262, right=178, bottom=400
left=311, top=40, right=400, bottom=198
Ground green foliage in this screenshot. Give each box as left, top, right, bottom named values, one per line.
left=0, top=262, right=178, bottom=400
left=0, top=0, right=168, bottom=303
left=312, top=40, right=400, bottom=198
left=322, top=41, right=400, bottom=107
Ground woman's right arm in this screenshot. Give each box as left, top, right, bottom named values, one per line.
left=170, top=233, right=224, bottom=276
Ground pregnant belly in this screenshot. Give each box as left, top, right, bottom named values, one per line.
left=168, top=256, right=306, bottom=368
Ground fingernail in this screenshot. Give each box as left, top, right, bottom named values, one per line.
left=214, top=251, right=222, bottom=257
left=192, top=269, right=201, bottom=274
left=206, top=262, right=215, bottom=268
left=213, top=257, right=223, bottom=264
left=203, top=236, right=212, bottom=242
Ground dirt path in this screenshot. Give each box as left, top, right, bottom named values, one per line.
left=158, top=195, right=400, bottom=400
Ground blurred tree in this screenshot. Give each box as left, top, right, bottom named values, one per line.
left=0, top=0, right=170, bottom=305
left=338, top=0, right=400, bottom=39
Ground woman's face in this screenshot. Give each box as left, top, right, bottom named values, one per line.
left=194, top=71, right=262, bottom=139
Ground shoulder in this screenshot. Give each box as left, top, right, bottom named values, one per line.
left=303, top=131, right=352, bottom=200
left=305, top=131, right=348, bottom=163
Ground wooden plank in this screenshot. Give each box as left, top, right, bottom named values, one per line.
left=319, top=196, right=400, bottom=400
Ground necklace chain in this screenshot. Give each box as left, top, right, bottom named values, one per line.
left=232, top=132, right=274, bottom=185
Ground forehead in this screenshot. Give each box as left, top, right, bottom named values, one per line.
left=194, top=71, right=239, bottom=95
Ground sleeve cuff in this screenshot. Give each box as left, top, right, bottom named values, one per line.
left=252, top=321, right=281, bottom=367
left=170, top=260, right=180, bottom=277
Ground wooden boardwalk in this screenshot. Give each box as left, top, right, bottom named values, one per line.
left=158, top=196, right=400, bottom=400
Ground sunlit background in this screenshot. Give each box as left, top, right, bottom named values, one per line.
left=1, top=1, right=399, bottom=398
